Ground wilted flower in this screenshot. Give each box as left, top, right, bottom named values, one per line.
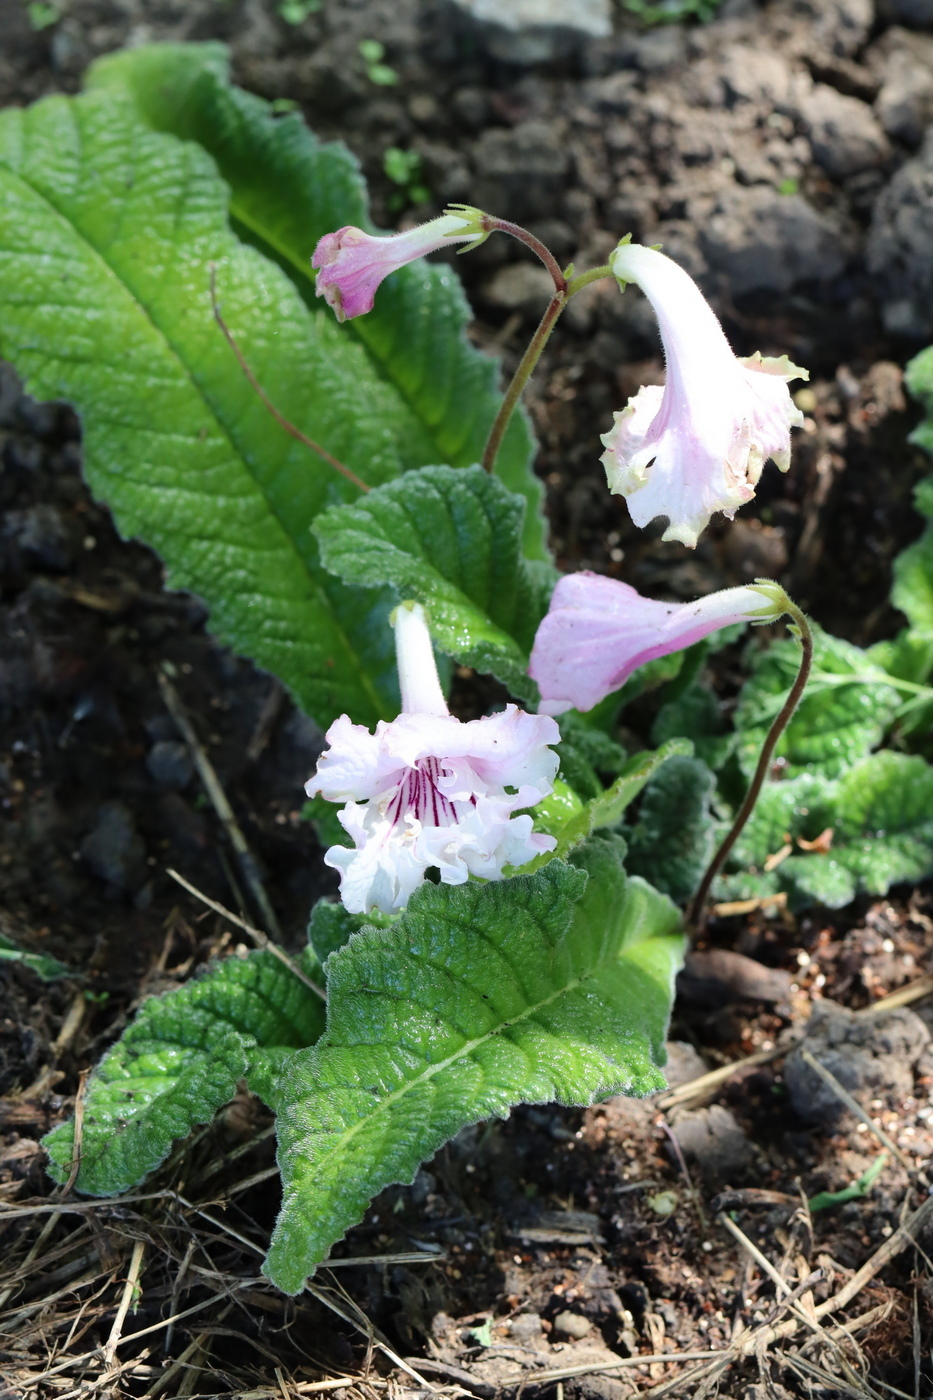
left=312, top=210, right=485, bottom=322
left=601, top=242, right=808, bottom=548
left=307, top=602, right=559, bottom=914
left=529, top=572, right=788, bottom=716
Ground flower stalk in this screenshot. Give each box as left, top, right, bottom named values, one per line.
left=687, top=601, right=814, bottom=927
left=480, top=259, right=613, bottom=475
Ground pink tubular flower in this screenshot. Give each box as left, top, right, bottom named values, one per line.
left=312, top=211, right=484, bottom=321
left=601, top=242, right=808, bottom=548
left=307, top=602, right=560, bottom=914
left=529, top=572, right=788, bottom=716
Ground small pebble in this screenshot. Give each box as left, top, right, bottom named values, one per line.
left=553, top=1311, right=592, bottom=1339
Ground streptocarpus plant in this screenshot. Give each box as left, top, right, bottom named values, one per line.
left=1, top=41, right=930, bottom=1292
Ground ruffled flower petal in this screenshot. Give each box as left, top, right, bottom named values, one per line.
left=529, top=571, right=786, bottom=716
left=307, top=602, right=559, bottom=914
left=312, top=213, right=479, bottom=322
left=601, top=243, right=807, bottom=548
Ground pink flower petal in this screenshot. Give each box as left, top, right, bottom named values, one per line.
left=529, top=571, right=783, bottom=715
left=601, top=244, right=807, bottom=547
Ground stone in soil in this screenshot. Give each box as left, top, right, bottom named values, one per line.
left=446, top=0, right=611, bottom=65
left=80, top=800, right=148, bottom=894
left=146, top=739, right=195, bottom=792
left=668, top=1104, right=756, bottom=1188
left=868, top=128, right=933, bottom=337
left=783, top=1000, right=930, bottom=1125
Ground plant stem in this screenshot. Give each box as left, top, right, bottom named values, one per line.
left=688, top=603, right=814, bottom=928
left=482, top=291, right=565, bottom=473
left=482, top=216, right=569, bottom=293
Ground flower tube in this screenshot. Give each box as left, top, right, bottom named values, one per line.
left=601, top=241, right=808, bottom=548
left=529, top=572, right=788, bottom=716
left=312, top=210, right=485, bottom=322
left=307, top=602, right=560, bottom=914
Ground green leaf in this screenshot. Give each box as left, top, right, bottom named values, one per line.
left=893, top=522, right=933, bottom=639
left=556, top=714, right=628, bottom=803
left=85, top=42, right=546, bottom=558
left=0, top=932, right=73, bottom=980
left=314, top=465, right=557, bottom=700
left=734, top=627, right=900, bottom=779
left=718, top=752, right=933, bottom=910
left=0, top=89, right=427, bottom=727
left=306, top=897, right=399, bottom=965
left=906, top=346, right=933, bottom=456
left=652, top=680, right=735, bottom=772
left=265, top=837, right=683, bottom=1290
left=43, top=951, right=325, bottom=1196
left=517, top=739, right=692, bottom=874
left=624, top=755, right=716, bottom=904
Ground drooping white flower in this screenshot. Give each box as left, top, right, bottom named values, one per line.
left=601, top=242, right=808, bottom=548
left=312, top=210, right=485, bottom=322
left=307, top=602, right=559, bottom=914
left=529, top=571, right=788, bottom=716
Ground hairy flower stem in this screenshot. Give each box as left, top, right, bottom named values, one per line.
left=688, top=603, right=814, bottom=928
left=480, top=256, right=612, bottom=475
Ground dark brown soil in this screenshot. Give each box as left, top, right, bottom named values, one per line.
left=2, top=1, right=933, bottom=1396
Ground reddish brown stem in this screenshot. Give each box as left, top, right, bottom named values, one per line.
left=482, top=216, right=568, bottom=294
left=687, top=606, right=814, bottom=928
left=208, top=263, right=369, bottom=494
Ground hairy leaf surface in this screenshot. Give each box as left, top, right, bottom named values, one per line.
left=86, top=42, right=546, bottom=556
left=518, top=739, right=692, bottom=874
left=735, top=628, right=899, bottom=779
left=44, top=952, right=325, bottom=1196
left=624, top=755, right=716, bottom=903
left=0, top=89, right=423, bottom=726
left=717, top=753, right=933, bottom=909
left=266, top=838, right=682, bottom=1291
left=314, top=465, right=556, bottom=699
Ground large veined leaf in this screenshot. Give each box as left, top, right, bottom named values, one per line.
left=314, top=465, right=556, bottom=699
left=0, top=88, right=431, bottom=726
left=265, top=836, right=683, bottom=1291
left=44, top=951, right=325, bottom=1196
left=734, top=627, right=900, bottom=779
left=85, top=42, right=546, bottom=558
left=716, top=752, right=933, bottom=909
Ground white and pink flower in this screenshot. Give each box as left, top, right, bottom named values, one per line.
left=529, top=572, right=787, bottom=716
left=307, top=602, right=559, bottom=914
left=312, top=212, right=483, bottom=322
left=601, top=242, right=808, bottom=548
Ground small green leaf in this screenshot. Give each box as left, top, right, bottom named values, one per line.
left=652, top=680, right=735, bottom=772
left=306, top=898, right=399, bottom=965
left=892, top=519, right=933, bottom=640
left=314, top=464, right=557, bottom=699
left=624, top=755, right=716, bottom=904
left=906, top=346, right=933, bottom=457
left=43, top=951, right=325, bottom=1196
left=517, top=739, right=692, bottom=874
left=265, top=837, right=683, bottom=1291
left=0, top=932, right=73, bottom=981
left=735, top=627, right=900, bottom=779
left=556, top=714, right=628, bottom=802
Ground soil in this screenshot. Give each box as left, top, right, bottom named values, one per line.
left=2, top=0, right=933, bottom=1395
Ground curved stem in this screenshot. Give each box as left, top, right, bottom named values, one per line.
left=481, top=290, right=566, bottom=473
left=482, top=216, right=568, bottom=293
left=478, top=237, right=613, bottom=474
left=687, top=603, right=814, bottom=929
